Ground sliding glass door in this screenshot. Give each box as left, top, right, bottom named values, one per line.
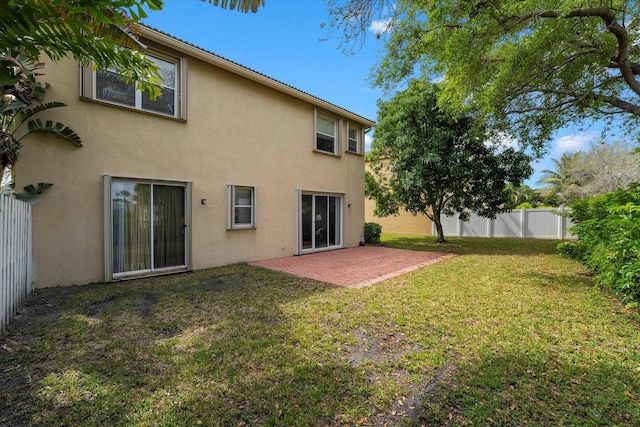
left=111, top=179, right=187, bottom=278
left=301, top=193, right=342, bottom=251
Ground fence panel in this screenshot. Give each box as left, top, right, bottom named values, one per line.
left=1, top=196, right=32, bottom=334
left=493, top=211, right=523, bottom=237
left=436, top=208, right=575, bottom=239
left=460, top=214, right=487, bottom=237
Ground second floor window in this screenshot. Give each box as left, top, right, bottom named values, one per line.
left=347, top=123, right=361, bottom=153
left=316, top=112, right=338, bottom=154
left=94, top=54, right=180, bottom=118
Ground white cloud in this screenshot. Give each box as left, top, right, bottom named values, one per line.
left=365, top=134, right=373, bottom=152
left=552, top=132, right=597, bottom=155
left=368, top=19, right=393, bottom=34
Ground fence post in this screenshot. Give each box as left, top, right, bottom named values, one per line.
left=557, top=206, right=564, bottom=239
left=520, top=209, right=526, bottom=238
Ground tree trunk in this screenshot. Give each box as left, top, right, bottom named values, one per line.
left=432, top=209, right=447, bottom=243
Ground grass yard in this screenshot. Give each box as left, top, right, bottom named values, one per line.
left=1, top=235, right=639, bottom=426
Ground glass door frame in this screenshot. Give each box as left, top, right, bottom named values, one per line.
left=296, top=190, right=345, bottom=254
left=103, top=176, right=192, bottom=281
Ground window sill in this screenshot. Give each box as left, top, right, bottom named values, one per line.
left=79, top=96, right=187, bottom=123
left=313, top=149, right=342, bottom=157
left=345, top=150, right=363, bottom=156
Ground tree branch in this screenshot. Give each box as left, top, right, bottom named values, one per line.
left=502, top=6, right=640, bottom=96
left=506, top=85, right=640, bottom=116
left=607, top=61, right=640, bottom=75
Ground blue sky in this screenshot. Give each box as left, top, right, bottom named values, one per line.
left=143, top=0, right=625, bottom=187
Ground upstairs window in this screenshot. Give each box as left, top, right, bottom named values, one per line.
left=83, top=52, right=187, bottom=119
left=315, top=112, right=338, bottom=154
left=347, top=123, right=361, bottom=154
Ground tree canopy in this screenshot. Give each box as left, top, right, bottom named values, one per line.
left=366, top=80, right=532, bottom=243
left=329, top=0, right=640, bottom=155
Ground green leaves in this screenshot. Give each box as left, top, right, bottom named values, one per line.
left=368, top=79, right=532, bottom=243
left=14, top=182, right=54, bottom=200
left=18, top=102, right=66, bottom=124
left=24, top=119, right=82, bottom=147
left=368, top=0, right=640, bottom=154
left=0, top=1, right=165, bottom=94
left=564, top=184, right=640, bottom=305
left=205, top=0, right=265, bottom=13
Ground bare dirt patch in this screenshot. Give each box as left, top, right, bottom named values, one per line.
left=135, top=292, right=155, bottom=318
left=347, top=329, right=456, bottom=426
left=198, top=273, right=251, bottom=292
left=86, top=295, right=119, bottom=317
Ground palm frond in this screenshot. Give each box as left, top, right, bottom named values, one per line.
left=21, top=119, right=83, bottom=146
left=206, top=0, right=265, bottom=13
left=18, top=102, right=68, bottom=124
left=15, top=182, right=54, bottom=201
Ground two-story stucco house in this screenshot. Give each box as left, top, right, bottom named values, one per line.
left=16, top=25, right=375, bottom=288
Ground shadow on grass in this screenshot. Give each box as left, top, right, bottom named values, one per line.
left=0, top=264, right=374, bottom=426
left=416, top=348, right=640, bottom=426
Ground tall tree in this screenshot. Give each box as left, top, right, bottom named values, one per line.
left=536, top=153, right=582, bottom=205
left=540, top=140, right=640, bottom=203
left=366, top=80, right=532, bottom=243
left=328, top=0, right=640, bottom=155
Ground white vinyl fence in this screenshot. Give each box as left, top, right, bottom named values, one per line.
left=1, top=196, right=32, bottom=334
left=435, top=208, right=576, bottom=239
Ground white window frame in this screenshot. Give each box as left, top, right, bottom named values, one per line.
left=294, top=190, right=346, bottom=255
left=81, top=51, right=188, bottom=120
left=347, top=122, right=362, bottom=154
left=314, top=110, right=340, bottom=155
left=226, top=184, right=256, bottom=229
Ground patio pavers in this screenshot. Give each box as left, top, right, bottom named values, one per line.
left=250, top=245, right=455, bottom=288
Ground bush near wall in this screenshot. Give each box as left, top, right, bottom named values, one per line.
left=559, top=184, right=640, bottom=306
left=364, top=222, right=382, bottom=244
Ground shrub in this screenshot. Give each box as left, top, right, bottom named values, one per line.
left=516, top=202, right=534, bottom=209
left=364, top=222, right=382, bottom=244
left=562, top=184, right=640, bottom=305
left=557, top=241, right=586, bottom=260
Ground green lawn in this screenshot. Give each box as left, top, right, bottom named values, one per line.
left=1, top=235, right=638, bottom=426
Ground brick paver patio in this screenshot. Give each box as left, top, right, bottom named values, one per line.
left=250, top=246, right=455, bottom=288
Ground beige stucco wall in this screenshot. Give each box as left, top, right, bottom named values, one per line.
left=17, top=40, right=371, bottom=287
left=364, top=161, right=432, bottom=235
left=364, top=198, right=432, bottom=235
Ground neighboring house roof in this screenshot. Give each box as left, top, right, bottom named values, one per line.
left=140, top=25, right=376, bottom=127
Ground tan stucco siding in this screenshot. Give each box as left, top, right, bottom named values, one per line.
left=364, top=198, right=432, bottom=235
left=17, top=52, right=369, bottom=287
left=364, top=161, right=432, bottom=235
